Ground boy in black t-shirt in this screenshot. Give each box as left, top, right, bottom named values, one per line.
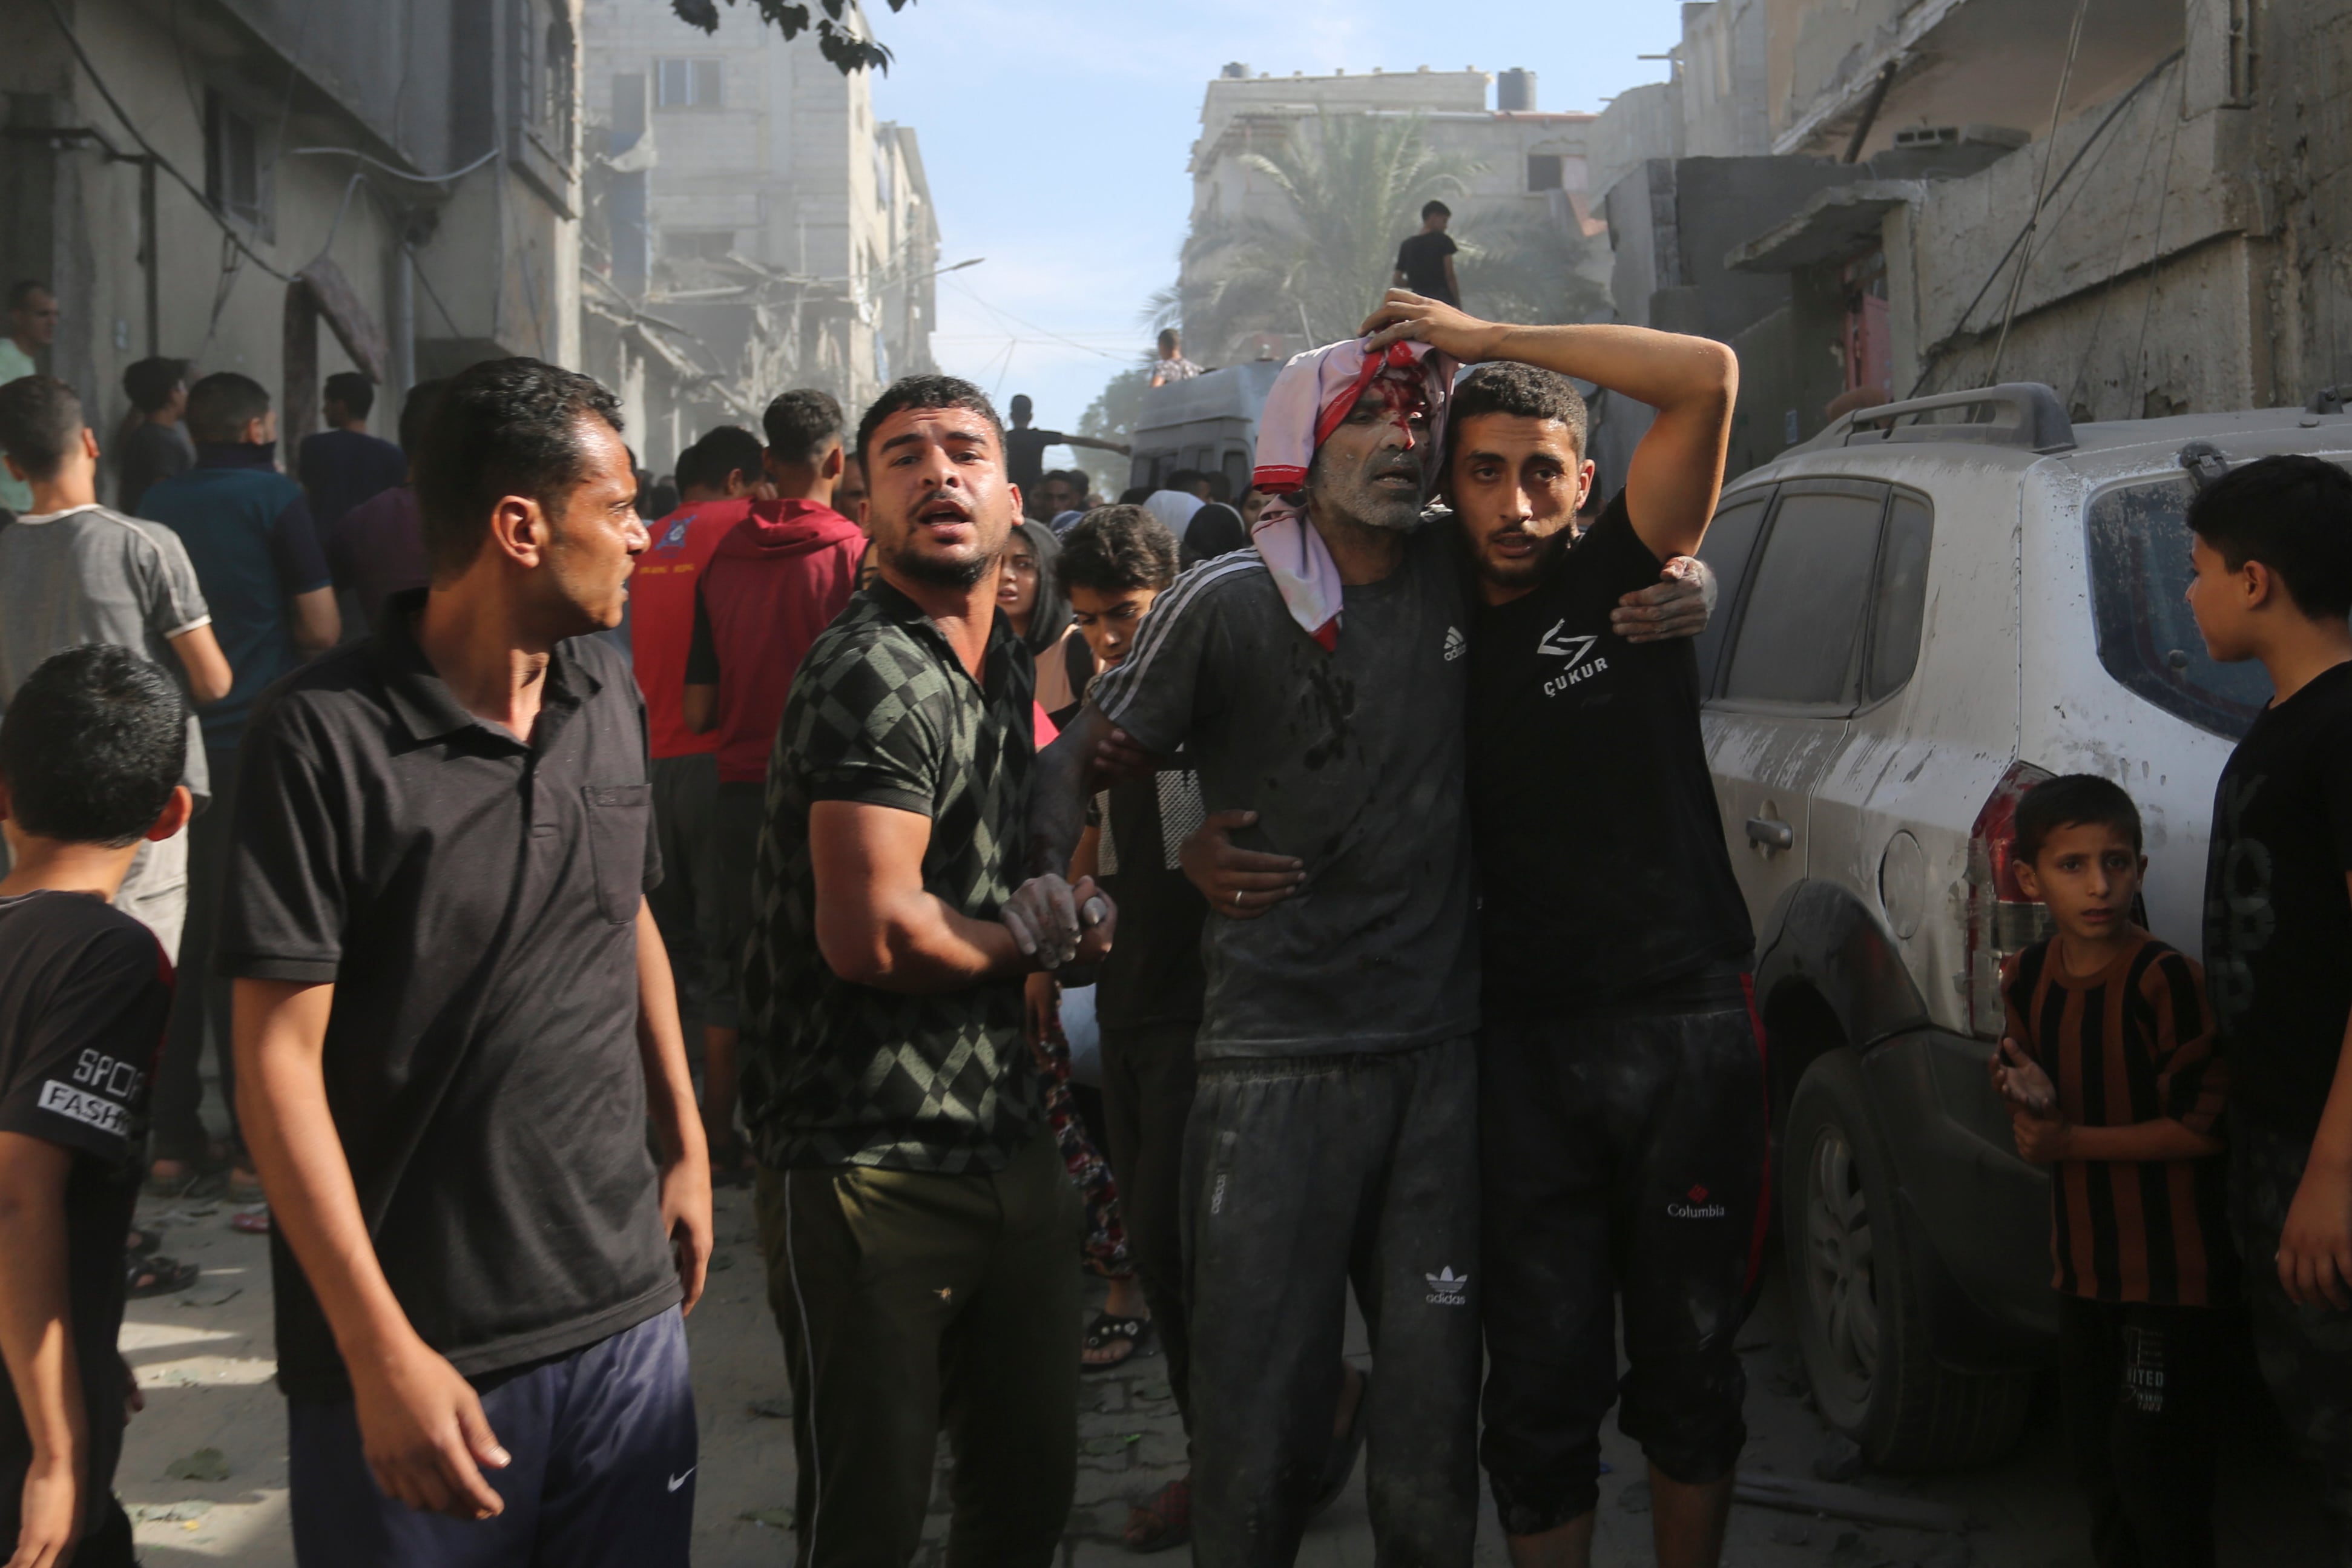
left=1362, top=295, right=1753, bottom=1568
left=0, top=645, right=193, bottom=1567
left=1392, top=200, right=1461, bottom=306
left=2186, top=455, right=2352, bottom=1544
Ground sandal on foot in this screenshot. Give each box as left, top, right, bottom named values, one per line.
left=1308, top=1368, right=1370, bottom=1520
left=125, top=1256, right=200, bottom=1298
left=1123, top=1475, right=1191, bottom=1553
left=1081, top=1311, right=1153, bottom=1372
left=229, top=1206, right=271, bottom=1234
left=125, top=1227, right=164, bottom=1256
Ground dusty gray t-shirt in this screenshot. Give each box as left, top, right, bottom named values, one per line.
left=0, top=504, right=212, bottom=800
left=1089, top=523, right=1479, bottom=1057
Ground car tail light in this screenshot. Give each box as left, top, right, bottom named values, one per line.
left=1965, top=760, right=2054, bottom=1037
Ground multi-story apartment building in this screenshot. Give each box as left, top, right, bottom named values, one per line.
left=3, top=0, right=582, bottom=464
left=1595, top=0, right=2352, bottom=475
left=580, top=0, right=938, bottom=469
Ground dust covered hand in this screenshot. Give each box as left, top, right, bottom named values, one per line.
left=1610, top=555, right=1716, bottom=645
left=1000, top=874, right=1116, bottom=970
left=1180, top=809, right=1305, bottom=921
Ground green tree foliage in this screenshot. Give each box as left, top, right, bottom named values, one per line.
left=1163, top=112, right=1615, bottom=360
left=1458, top=214, right=1612, bottom=329
left=670, top=0, right=912, bottom=73
left=1175, top=112, right=1477, bottom=360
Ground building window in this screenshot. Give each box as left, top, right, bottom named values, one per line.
left=656, top=58, right=723, bottom=109
left=664, top=230, right=736, bottom=261
left=1526, top=154, right=1564, bottom=193
left=205, top=91, right=263, bottom=226
left=512, top=2, right=575, bottom=154
left=542, top=15, right=576, bottom=150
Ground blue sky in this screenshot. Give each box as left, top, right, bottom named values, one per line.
left=869, top=1, right=1687, bottom=444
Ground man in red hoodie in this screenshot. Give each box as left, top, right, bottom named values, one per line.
left=685, top=390, right=865, bottom=1170
left=630, top=427, right=769, bottom=1165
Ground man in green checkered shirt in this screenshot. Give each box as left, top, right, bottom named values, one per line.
left=739, top=374, right=1116, bottom=1566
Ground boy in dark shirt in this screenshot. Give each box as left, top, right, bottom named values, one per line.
left=1053, top=506, right=1211, bottom=1549
left=0, top=645, right=193, bottom=1567
left=1392, top=201, right=1461, bottom=306
left=1992, top=774, right=2231, bottom=1568
left=2186, top=454, right=2352, bottom=1547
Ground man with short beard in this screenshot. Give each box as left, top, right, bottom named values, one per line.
left=1366, top=294, right=1756, bottom=1568
left=224, top=358, right=711, bottom=1565
left=739, top=375, right=1115, bottom=1566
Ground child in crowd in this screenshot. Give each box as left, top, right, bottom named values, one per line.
left=1992, top=773, right=2232, bottom=1568
left=0, top=645, right=194, bottom=1567
left=2185, top=454, right=2352, bottom=1552
left=1054, top=504, right=1203, bottom=1547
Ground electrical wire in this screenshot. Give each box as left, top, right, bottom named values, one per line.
left=282, top=145, right=501, bottom=185
left=1906, top=46, right=2183, bottom=397
left=2064, top=59, right=2178, bottom=415
left=1985, top=0, right=2092, bottom=383
left=406, top=243, right=464, bottom=338
left=38, top=0, right=297, bottom=283
left=946, top=278, right=1132, bottom=362
left=2126, top=85, right=2189, bottom=417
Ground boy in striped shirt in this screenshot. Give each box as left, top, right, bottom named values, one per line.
left=1992, top=773, right=2233, bottom=1568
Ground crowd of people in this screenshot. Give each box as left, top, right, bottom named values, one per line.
left=0, top=249, right=2350, bottom=1568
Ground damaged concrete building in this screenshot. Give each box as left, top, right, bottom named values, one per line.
left=1, top=0, right=940, bottom=501
left=1178, top=64, right=1613, bottom=364
left=1596, top=0, right=2351, bottom=478
left=4, top=0, right=584, bottom=478
left=579, top=0, right=940, bottom=473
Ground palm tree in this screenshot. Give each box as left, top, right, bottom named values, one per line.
left=1459, top=212, right=1613, bottom=329
left=1173, top=112, right=1478, bottom=361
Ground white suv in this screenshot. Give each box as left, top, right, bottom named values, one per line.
left=1696, top=384, right=2346, bottom=1469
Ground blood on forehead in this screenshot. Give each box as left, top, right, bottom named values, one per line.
left=1340, top=370, right=1431, bottom=450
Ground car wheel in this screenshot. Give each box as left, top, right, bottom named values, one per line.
left=1783, top=1048, right=2033, bottom=1471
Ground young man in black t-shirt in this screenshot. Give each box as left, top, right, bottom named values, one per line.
left=2185, top=455, right=2352, bottom=1547
left=1361, top=294, right=1753, bottom=1568
left=0, top=646, right=193, bottom=1567
left=1392, top=200, right=1461, bottom=306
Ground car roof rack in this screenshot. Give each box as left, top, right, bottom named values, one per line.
left=1827, top=382, right=2076, bottom=453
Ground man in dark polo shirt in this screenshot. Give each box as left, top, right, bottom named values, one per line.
left=738, top=374, right=1114, bottom=1566
left=222, top=358, right=712, bottom=1567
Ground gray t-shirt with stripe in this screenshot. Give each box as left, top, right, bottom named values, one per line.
left=0, top=504, right=212, bottom=799
left=1087, top=524, right=1480, bottom=1058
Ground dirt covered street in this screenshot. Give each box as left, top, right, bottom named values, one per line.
left=104, top=1181, right=2327, bottom=1567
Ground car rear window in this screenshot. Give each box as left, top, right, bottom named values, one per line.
left=2086, top=476, right=2272, bottom=740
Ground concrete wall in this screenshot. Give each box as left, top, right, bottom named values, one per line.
left=1679, top=0, right=1771, bottom=157
left=4, top=0, right=579, bottom=492
left=1590, top=82, right=1685, bottom=206
left=1765, top=0, right=2181, bottom=159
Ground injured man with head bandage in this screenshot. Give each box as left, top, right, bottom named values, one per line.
left=1016, top=301, right=1719, bottom=1566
